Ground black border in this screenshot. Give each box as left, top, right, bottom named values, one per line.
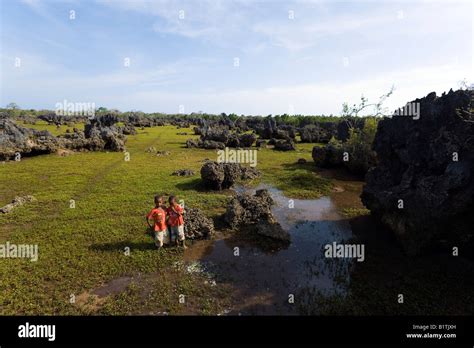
left=1, top=315, right=473, bottom=346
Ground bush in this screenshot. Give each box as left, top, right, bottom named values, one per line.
left=312, top=137, right=344, bottom=167
left=342, top=117, right=378, bottom=175
left=312, top=118, right=379, bottom=176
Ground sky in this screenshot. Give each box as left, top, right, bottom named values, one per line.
left=0, top=0, right=472, bottom=115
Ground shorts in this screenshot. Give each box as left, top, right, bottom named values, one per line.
left=153, top=229, right=170, bottom=246
left=169, top=225, right=185, bottom=242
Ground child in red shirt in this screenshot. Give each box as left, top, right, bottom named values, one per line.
left=146, top=195, right=169, bottom=249
left=167, top=195, right=186, bottom=249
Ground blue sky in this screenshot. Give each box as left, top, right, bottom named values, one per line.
left=0, top=0, right=472, bottom=115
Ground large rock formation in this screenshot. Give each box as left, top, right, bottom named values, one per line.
left=256, top=118, right=278, bottom=139
left=201, top=161, right=238, bottom=190
left=58, top=114, right=128, bottom=152
left=224, top=189, right=274, bottom=228
left=0, top=114, right=128, bottom=160
left=223, top=189, right=290, bottom=241
left=183, top=207, right=215, bottom=239
left=361, top=89, right=474, bottom=254
left=0, top=115, right=59, bottom=160
left=83, top=114, right=126, bottom=151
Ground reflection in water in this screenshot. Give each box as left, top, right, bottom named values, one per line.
left=187, top=183, right=355, bottom=315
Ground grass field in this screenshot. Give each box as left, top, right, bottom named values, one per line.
left=0, top=123, right=332, bottom=315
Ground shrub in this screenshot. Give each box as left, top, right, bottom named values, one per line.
left=342, top=117, right=378, bottom=175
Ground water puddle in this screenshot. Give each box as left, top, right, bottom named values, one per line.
left=186, top=183, right=359, bottom=315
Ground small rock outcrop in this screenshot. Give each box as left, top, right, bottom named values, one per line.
left=185, top=139, right=200, bottom=148
left=172, top=169, right=195, bottom=176
left=156, top=151, right=170, bottom=157
left=200, top=162, right=241, bottom=190
left=200, top=161, right=261, bottom=190
left=256, top=118, right=296, bottom=140
left=254, top=221, right=290, bottom=241
left=120, top=123, right=137, bottom=135
left=0, top=195, right=36, bottom=214
left=186, top=128, right=256, bottom=150
left=273, top=138, right=296, bottom=151
left=237, top=133, right=257, bottom=147
left=223, top=189, right=290, bottom=241
left=183, top=207, right=215, bottom=239
left=201, top=140, right=226, bottom=150
left=240, top=166, right=261, bottom=180
left=312, top=143, right=344, bottom=168
left=300, top=123, right=338, bottom=143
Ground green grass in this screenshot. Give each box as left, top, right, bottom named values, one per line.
left=253, top=144, right=332, bottom=199
left=25, top=120, right=84, bottom=136
left=0, top=124, right=331, bottom=315
left=341, top=207, right=370, bottom=218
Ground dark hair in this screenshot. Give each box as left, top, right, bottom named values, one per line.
left=168, top=195, right=176, bottom=204
left=154, top=195, right=162, bottom=205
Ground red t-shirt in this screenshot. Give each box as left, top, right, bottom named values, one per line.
left=147, top=207, right=167, bottom=232
left=167, top=204, right=184, bottom=226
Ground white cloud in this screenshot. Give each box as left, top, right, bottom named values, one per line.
left=7, top=56, right=462, bottom=114
left=2, top=56, right=468, bottom=114
left=113, top=62, right=469, bottom=115
left=98, top=0, right=471, bottom=55
left=3, top=0, right=471, bottom=113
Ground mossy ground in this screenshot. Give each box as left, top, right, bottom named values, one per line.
left=4, top=122, right=469, bottom=315
left=0, top=123, right=331, bottom=315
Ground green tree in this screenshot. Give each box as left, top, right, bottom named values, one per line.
left=5, top=102, right=20, bottom=118
left=6, top=102, right=19, bottom=110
